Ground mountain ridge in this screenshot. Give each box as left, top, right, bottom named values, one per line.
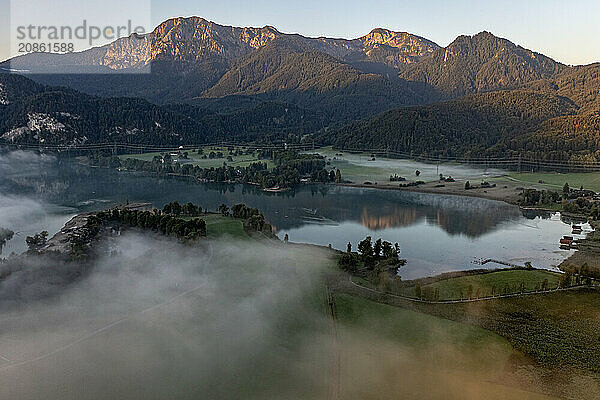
left=4, top=16, right=439, bottom=73
left=1, top=17, right=599, bottom=164
left=399, top=31, right=565, bottom=97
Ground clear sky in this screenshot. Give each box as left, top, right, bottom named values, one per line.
left=1, top=0, right=599, bottom=65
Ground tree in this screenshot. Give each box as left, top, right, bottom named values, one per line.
left=357, top=237, right=373, bottom=258
left=563, top=182, right=570, bottom=195
left=415, top=170, right=421, bottom=177
left=559, top=272, right=572, bottom=288
left=381, top=241, right=393, bottom=258
left=26, top=231, right=48, bottom=251
left=183, top=202, right=199, bottom=216
left=329, top=170, right=336, bottom=182
left=218, top=204, right=230, bottom=216
left=347, top=242, right=352, bottom=253
left=338, top=253, right=359, bottom=273
left=335, top=169, right=342, bottom=183
left=467, top=284, right=473, bottom=299
left=171, top=201, right=182, bottom=216
left=464, top=181, right=471, bottom=190
left=415, top=283, right=422, bottom=298
left=373, top=239, right=382, bottom=258
left=284, top=234, right=289, bottom=244
left=0, top=227, right=15, bottom=254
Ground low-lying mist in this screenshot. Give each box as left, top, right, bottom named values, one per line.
left=0, top=151, right=77, bottom=255
left=0, top=230, right=594, bottom=398
left=0, top=233, right=335, bottom=399
left=0, top=151, right=56, bottom=179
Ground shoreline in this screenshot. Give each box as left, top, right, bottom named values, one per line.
left=334, top=180, right=592, bottom=219
left=334, top=179, right=527, bottom=208
left=90, top=160, right=591, bottom=218
left=335, top=181, right=521, bottom=204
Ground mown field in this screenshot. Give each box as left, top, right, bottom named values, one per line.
left=353, top=269, right=563, bottom=301
left=508, top=172, right=600, bottom=192
left=312, top=146, right=510, bottom=184
left=120, top=146, right=275, bottom=169
left=180, top=213, right=249, bottom=239
left=338, top=279, right=600, bottom=398
left=334, top=294, right=559, bottom=400
left=202, top=214, right=249, bottom=239
left=405, top=269, right=562, bottom=300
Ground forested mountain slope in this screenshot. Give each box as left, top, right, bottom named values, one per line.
left=0, top=74, right=324, bottom=145
left=324, top=90, right=578, bottom=158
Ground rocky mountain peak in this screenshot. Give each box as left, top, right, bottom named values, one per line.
left=361, top=28, right=439, bottom=53
left=401, top=31, right=565, bottom=97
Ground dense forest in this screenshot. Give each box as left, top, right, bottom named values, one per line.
left=323, top=90, right=578, bottom=159
left=91, top=208, right=208, bottom=242
left=0, top=74, right=325, bottom=145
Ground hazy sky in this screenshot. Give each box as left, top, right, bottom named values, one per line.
left=1, top=0, right=599, bottom=65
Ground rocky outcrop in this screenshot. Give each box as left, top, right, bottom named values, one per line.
left=5, top=17, right=439, bottom=73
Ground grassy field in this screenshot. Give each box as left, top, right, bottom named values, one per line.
left=315, top=147, right=600, bottom=196
left=508, top=172, right=600, bottom=192
left=202, top=214, right=248, bottom=239
left=181, top=214, right=249, bottom=239
left=121, top=146, right=274, bottom=169
left=335, top=293, right=512, bottom=359
left=334, top=293, right=558, bottom=400
left=410, top=269, right=562, bottom=300
left=338, top=278, right=600, bottom=397
left=311, top=146, right=509, bottom=184
left=354, top=269, right=563, bottom=301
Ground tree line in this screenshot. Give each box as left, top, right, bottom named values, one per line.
left=90, top=208, right=207, bottom=242
left=88, top=149, right=341, bottom=189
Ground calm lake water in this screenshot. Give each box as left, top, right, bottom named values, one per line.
left=0, top=151, right=590, bottom=279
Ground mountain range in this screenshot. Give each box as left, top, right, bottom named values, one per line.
left=1, top=16, right=599, bottom=163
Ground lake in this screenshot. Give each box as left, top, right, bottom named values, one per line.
left=0, top=151, right=589, bottom=279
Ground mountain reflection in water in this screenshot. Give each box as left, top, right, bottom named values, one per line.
left=358, top=195, right=522, bottom=238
